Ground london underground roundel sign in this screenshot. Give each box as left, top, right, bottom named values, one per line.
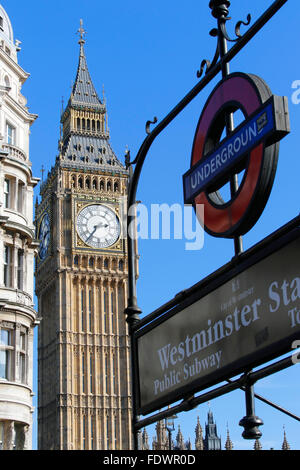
left=183, top=73, right=290, bottom=238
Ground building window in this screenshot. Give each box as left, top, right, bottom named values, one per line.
left=81, top=288, right=85, bottom=331
left=105, top=356, right=109, bottom=393
left=17, top=250, right=24, bottom=290
left=90, top=354, right=93, bottom=394
left=90, top=417, right=94, bottom=450
left=17, top=181, right=24, bottom=213
left=0, top=421, right=3, bottom=450
left=6, top=123, right=15, bottom=145
left=111, top=291, right=114, bottom=332
left=88, top=289, right=92, bottom=331
left=19, top=330, right=27, bottom=383
left=106, top=418, right=110, bottom=449
left=114, top=416, right=118, bottom=449
left=4, top=178, right=11, bottom=209
left=112, top=356, right=116, bottom=394
left=82, top=353, right=85, bottom=393
left=0, top=17, right=3, bottom=30
left=4, top=245, right=13, bottom=288
left=0, top=329, right=12, bottom=380
left=82, top=415, right=86, bottom=450
left=103, top=290, right=107, bottom=332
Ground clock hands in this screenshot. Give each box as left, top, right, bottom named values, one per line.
left=86, top=222, right=109, bottom=243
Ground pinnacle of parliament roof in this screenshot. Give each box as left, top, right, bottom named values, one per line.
left=70, top=19, right=103, bottom=109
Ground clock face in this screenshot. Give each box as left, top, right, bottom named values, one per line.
left=38, top=213, right=50, bottom=260
left=77, top=204, right=120, bottom=248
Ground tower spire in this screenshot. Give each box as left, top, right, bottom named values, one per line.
left=225, top=424, right=233, bottom=450
left=282, top=426, right=291, bottom=451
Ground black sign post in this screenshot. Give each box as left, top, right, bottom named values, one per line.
left=124, top=0, right=294, bottom=450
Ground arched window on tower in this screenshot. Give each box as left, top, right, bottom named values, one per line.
left=111, top=290, right=114, bottom=333
left=81, top=287, right=85, bottom=331
left=114, top=182, right=119, bottom=192
left=103, top=290, right=107, bottom=332
left=92, top=179, right=97, bottom=190
left=88, top=288, right=92, bottom=332
left=78, top=177, right=83, bottom=189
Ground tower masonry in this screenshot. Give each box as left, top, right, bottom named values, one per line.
left=35, top=23, right=133, bottom=450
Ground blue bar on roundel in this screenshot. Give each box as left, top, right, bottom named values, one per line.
left=183, top=101, right=275, bottom=204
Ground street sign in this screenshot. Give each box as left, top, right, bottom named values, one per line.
left=135, top=223, right=300, bottom=415
left=183, top=73, right=290, bottom=238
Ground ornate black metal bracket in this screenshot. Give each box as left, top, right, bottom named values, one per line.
left=197, top=0, right=251, bottom=78
left=124, top=0, right=289, bottom=449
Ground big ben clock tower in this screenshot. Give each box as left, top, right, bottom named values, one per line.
left=35, top=23, right=133, bottom=450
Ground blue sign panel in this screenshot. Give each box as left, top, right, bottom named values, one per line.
left=183, top=98, right=278, bottom=204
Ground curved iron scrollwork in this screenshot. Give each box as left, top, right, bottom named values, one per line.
left=219, top=13, right=252, bottom=42
left=146, top=116, right=158, bottom=135
left=235, top=14, right=252, bottom=39
left=197, top=44, right=220, bottom=78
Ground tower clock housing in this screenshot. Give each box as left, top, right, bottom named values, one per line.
left=35, top=29, right=133, bottom=450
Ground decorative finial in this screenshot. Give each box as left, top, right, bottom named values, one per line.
left=125, top=146, right=131, bottom=169
left=77, top=19, right=86, bottom=45
left=209, top=0, right=231, bottom=19
left=41, top=165, right=45, bottom=183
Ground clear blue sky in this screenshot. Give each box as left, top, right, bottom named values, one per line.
left=4, top=0, right=300, bottom=450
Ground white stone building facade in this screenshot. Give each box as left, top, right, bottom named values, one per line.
left=0, top=4, right=38, bottom=450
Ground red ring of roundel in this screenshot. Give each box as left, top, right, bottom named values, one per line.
left=191, top=73, right=265, bottom=238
